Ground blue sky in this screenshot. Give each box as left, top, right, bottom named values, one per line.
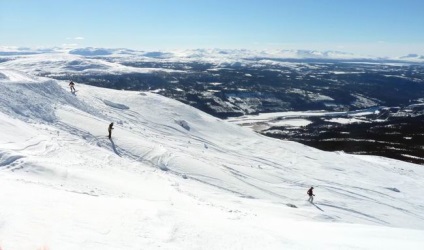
left=1, top=0, right=423, bottom=56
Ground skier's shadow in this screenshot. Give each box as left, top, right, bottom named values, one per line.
left=109, top=138, right=121, bottom=157
left=311, top=202, right=324, bottom=211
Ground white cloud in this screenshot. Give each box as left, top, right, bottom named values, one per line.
left=66, top=37, right=85, bottom=40
left=61, top=43, right=79, bottom=48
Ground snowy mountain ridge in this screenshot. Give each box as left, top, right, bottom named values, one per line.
left=0, top=68, right=424, bottom=249
left=2, top=46, right=424, bottom=62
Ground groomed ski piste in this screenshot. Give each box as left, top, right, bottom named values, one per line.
left=0, top=67, right=424, bottom=249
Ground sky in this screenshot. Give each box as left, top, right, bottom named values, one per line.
left=1, top=0, right=424, bottom=57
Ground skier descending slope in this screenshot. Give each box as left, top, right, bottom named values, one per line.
left=307, top=187, right=315, bottom=203
left=108, top=122, right=114, bottom=139
left=69, top=81, right=76, bottom=92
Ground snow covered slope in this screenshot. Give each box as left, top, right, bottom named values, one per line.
left=0, top=52, right=181, bottom=77
left=0, top=68, right=424, bottom=249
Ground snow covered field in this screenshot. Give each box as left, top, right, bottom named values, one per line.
left=1, top=68, right=424, bottom=249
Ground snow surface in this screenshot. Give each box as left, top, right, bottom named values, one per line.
left=267, top=119, right=312, bottom=128
left=325, top=118, right=370, bottom=124
left=227, top=111, right=343, bottom=125
left=0, top=68, right=424, bottom=249
left=227, top=108, right=380, bottom=126
left=0, top=53, right=183, bottom=77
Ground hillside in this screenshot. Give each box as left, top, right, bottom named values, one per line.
left=0, top=68, right=424, bottom=249
left=2, top=48, right=423, bottom=165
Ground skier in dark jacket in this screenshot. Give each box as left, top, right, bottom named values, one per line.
left=307, top=187, right=315, bottom=203
left=108, top=122, right=114, bottom=139
left=69, top=81, right=76, bottom=92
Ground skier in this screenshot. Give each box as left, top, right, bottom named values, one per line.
left=108, top=122, right=114, bottom=139
left=69, top=81, right=76, bottom=92
left=307, top=187, right=315, bottom=203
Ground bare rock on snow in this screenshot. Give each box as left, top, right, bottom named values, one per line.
left=386, top=187, right=400, bottom=193
left=175, top=119, right=190, bottom=131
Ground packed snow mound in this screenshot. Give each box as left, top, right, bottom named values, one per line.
left=103, top=100, right=130, bottom=110
left=0, top=68, right=424, bottom=249
left=0, top=68, right=39, bottom=82
left=0, top=69, right=99, bottom=122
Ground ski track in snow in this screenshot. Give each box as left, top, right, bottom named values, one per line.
left=0, top=67, right=424, bottom=249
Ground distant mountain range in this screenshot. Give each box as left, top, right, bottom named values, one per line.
left=1, top=46, right=424, bottom=62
